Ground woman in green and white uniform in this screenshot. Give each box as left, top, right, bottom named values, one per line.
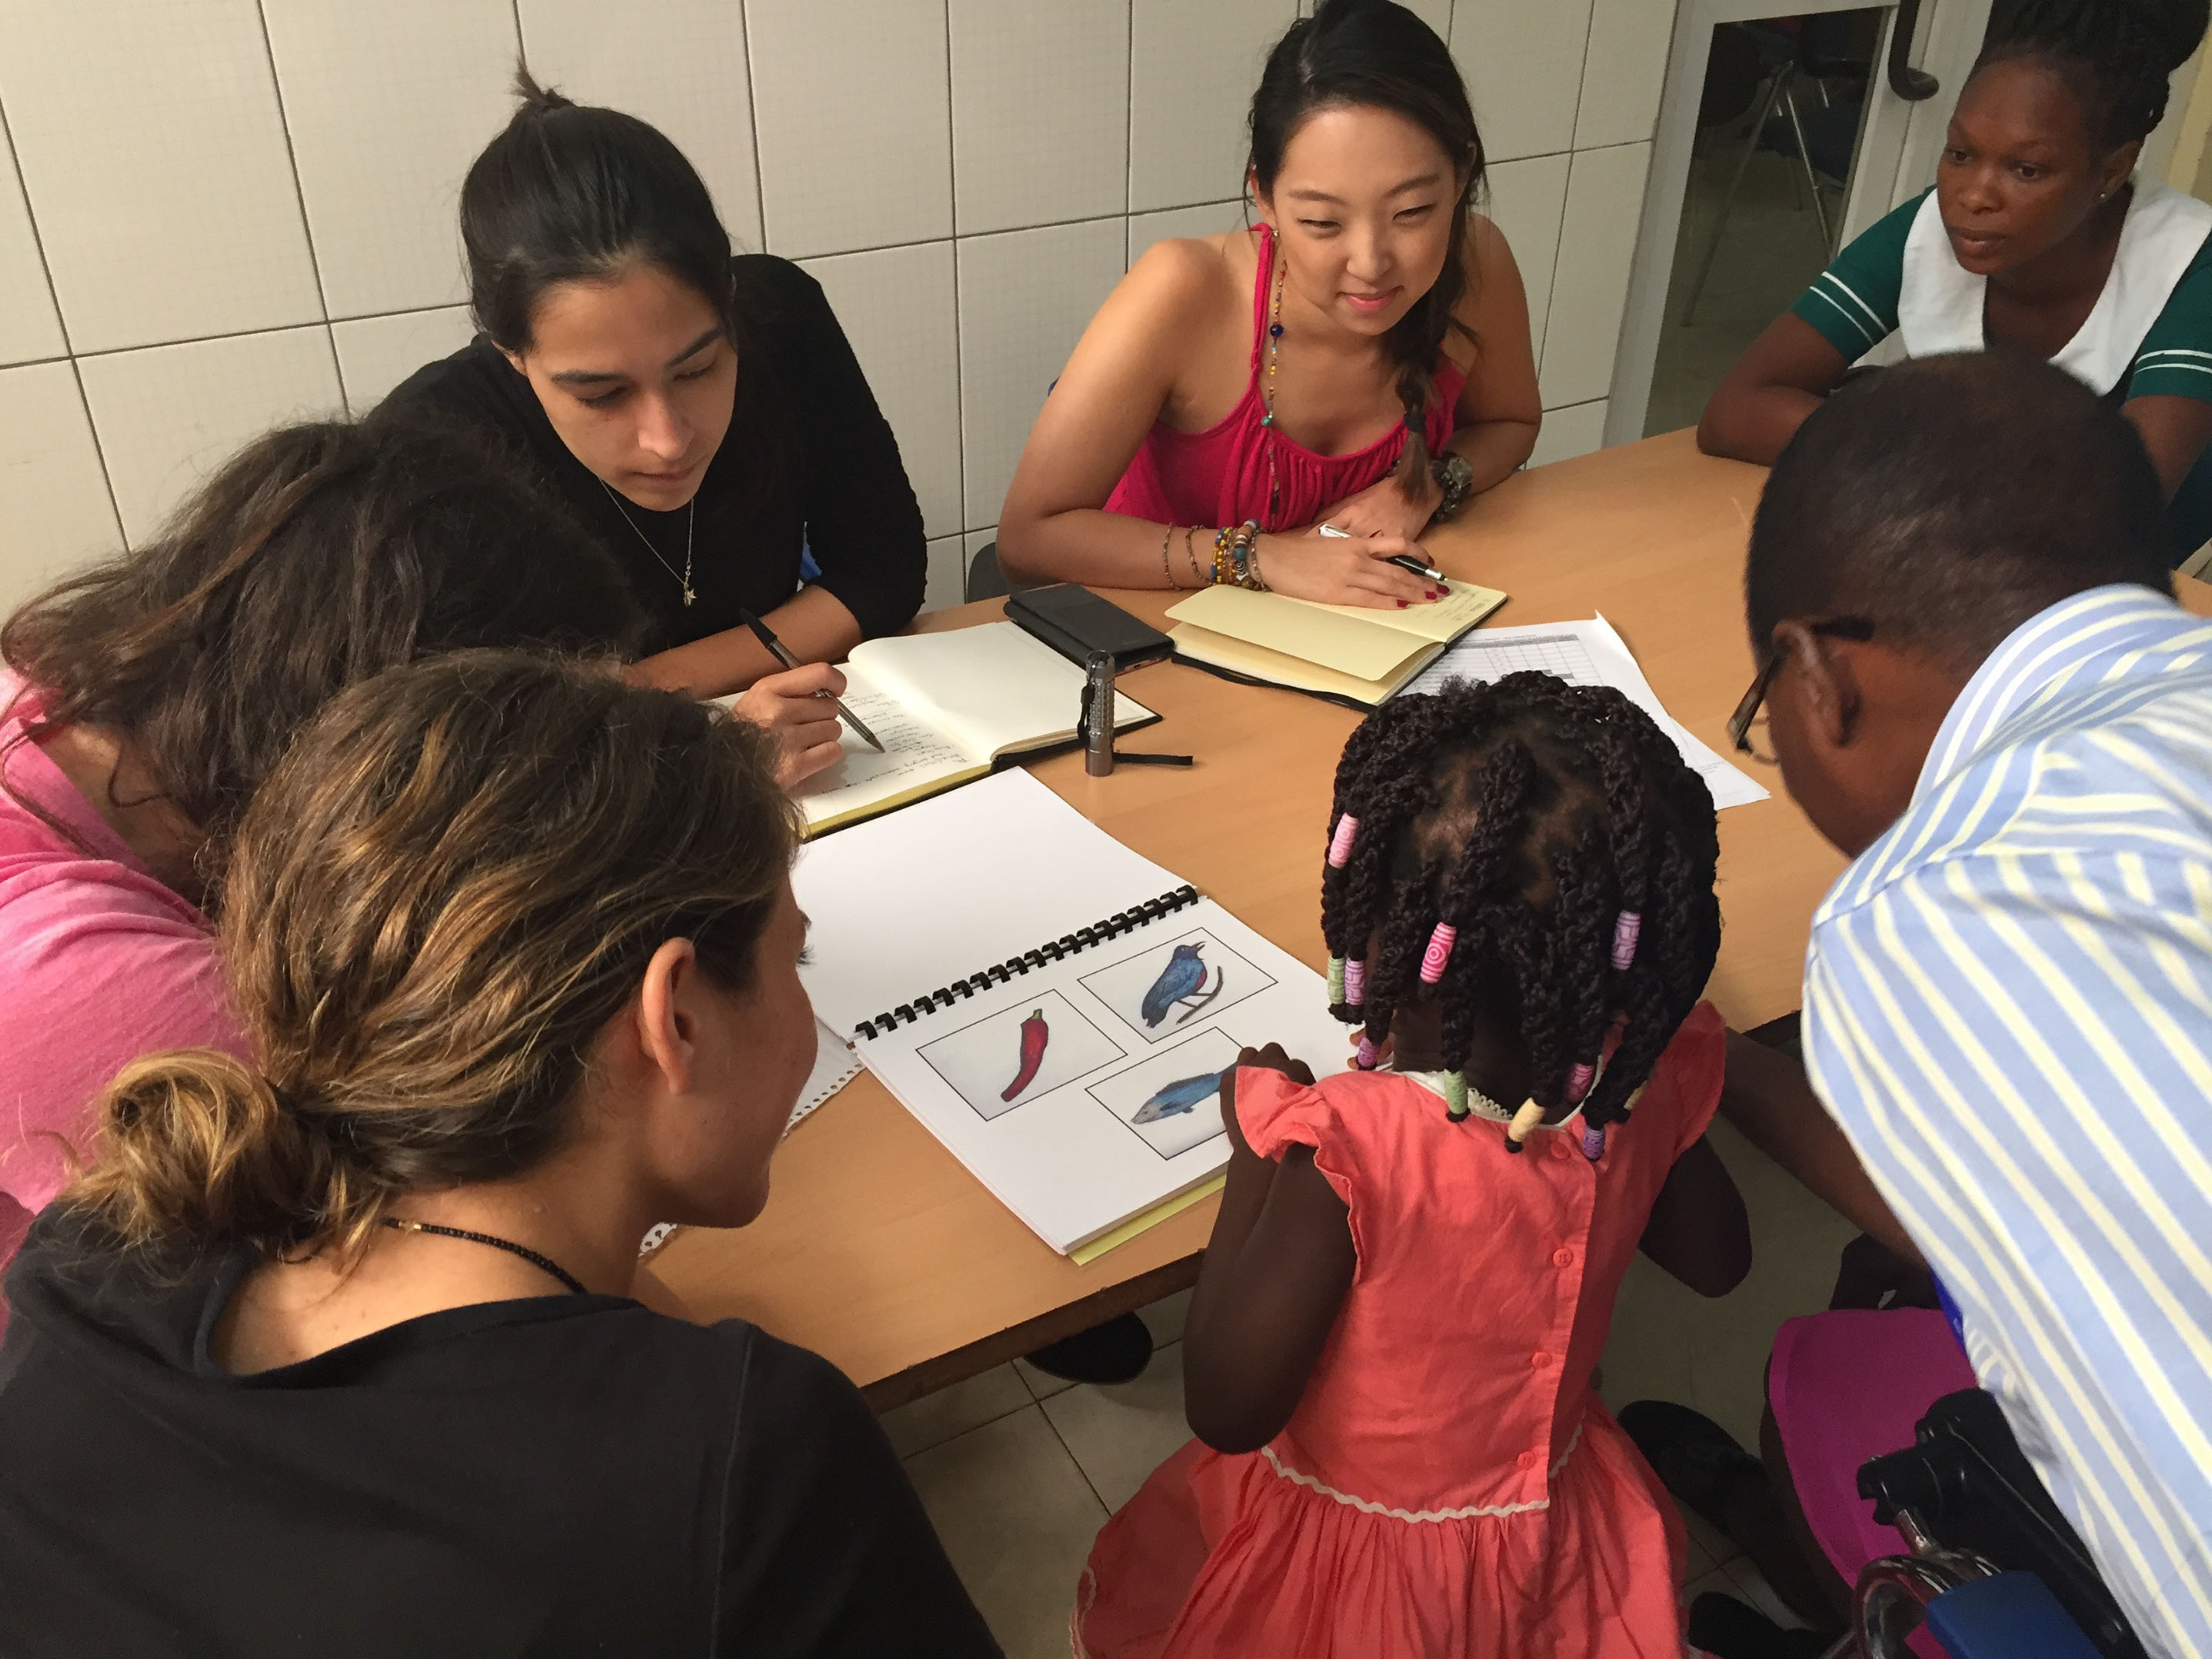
left=1701, top=0, right=2212, bottom=557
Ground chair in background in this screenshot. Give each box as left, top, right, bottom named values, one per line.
left=1837, top=1389, right=2142, bottom=1658
left=1682, top=16, right=1875, bottom=324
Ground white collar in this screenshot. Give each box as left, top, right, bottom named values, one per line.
left=1899, top=181, right=2212, bottom=395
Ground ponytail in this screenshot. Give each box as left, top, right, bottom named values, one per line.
left=63, top=1051, right=349, bottom=1258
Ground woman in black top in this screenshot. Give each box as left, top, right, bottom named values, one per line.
left=0, top=651, right=995, bottom=1658
left=385, top=75, right=927, bottom=778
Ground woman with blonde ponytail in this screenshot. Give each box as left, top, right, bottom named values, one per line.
left=0, top=651, right=995, bottom=1658
left=998, top=0, right=1541, bottom=604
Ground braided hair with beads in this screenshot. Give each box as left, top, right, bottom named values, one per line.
left=1321, top=674, right=1720, bottom=1152
left=1980, top=0, right=2210, bottom=149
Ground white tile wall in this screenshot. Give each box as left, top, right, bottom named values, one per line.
left=263, top=2, right=521, bottom=321
left=0, top=362, right=118, bottom=597
left=748, top=0, right=951, bottom=259
left=1453, top=0, right=1594, bottom=165
left=518, top=0, right=766, bottom=253
left=0, top=0, right=324, bottom=353
left=0, top=0, right=1667, bottom=611
left=958, top=216, right=1128, bottom=530
left=951, top=0, right=1128, bottom=235
left=1539, top=141, right=1653, bottom=409
left=0, top=118, right=61, bottom=367
left=1482, top=154, right=1571, bottom=368
left=1573, top=0, right=1675, bottom=152
left=78, top=327, right=345, bottom=545
left=1128, top=0, right=1293, bottom=214
left=1530, top=397, right=1608, bottom=467
left=800, top=242, right=963, bottom=539
left=331, top=306, right=478, bottom=415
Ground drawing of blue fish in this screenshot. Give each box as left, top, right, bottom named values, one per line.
left=1132, top=1070, right=1225, bottom=1124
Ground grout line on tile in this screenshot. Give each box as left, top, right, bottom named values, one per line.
left=252, top=0, right=334, bottom=326
left=1036, top=1386, right=1113, bottom=1514
left=1566, top=0, right=1597, bottom=155
left=72, top=319, right=346, bottom=365
left=0, top=98, right=73, bottom=358
left=64, top=355, right=128, bottom=551
left=1122, top=0, right=1135, bottom=217
left=733, top=0, right=767, bottom=254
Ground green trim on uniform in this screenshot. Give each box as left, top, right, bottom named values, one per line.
left=1788, top=190, right=1925, bottom=358
left=2127, top=229, right=2212, bottom=403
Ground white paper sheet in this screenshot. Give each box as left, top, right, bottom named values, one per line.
left=1396, top=615, right=1768, bottom=810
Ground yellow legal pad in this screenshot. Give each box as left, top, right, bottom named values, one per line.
left=1167, top=578, right=1507, bottom=704
left=1068, top=1174, right=1227, bottom=1267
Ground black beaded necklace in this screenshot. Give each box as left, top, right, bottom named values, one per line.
left=379, top=1216, right=588, bottom=1295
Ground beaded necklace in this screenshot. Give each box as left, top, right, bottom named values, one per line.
left=1258, top=247, right=1287, bottom=531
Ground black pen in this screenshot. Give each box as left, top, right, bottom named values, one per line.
left=1317, top=521, right=1447, bottom=584
left=735, top=609, right=886, bottom=753
left=1115, top=752, right=1195, bottom=767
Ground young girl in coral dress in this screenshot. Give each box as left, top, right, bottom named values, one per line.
left=1075, top=673, right=1754, bottom=1657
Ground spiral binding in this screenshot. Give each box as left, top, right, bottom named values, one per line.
left=851, top=884, right=1201, bottom=1041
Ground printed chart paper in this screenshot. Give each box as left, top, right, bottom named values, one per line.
left=1397, top=615, right=1768, bottom=810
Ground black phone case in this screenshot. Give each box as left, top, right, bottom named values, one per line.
left=1005, top=583, right=1174, bottom=669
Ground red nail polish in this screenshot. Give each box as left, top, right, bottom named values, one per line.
left=1397, top=599, right=1410, bottom=608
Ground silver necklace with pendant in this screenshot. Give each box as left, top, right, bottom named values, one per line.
left=598, top=480, right=695, bottom=607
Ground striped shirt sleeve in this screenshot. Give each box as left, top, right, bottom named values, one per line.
left=2130, top=230, right=2212, bottom=403
left=1789, top=191, right=1922, bottom=359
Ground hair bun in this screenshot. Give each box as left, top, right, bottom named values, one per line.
left=2139, top=0, right=2212, bottom=73
left=510, top=65, right=576, bottom=117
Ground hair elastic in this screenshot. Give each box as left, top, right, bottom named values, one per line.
left=1343, top=958, right=1366, bottom=1007
left=1567, top=1061, right=1595, bottom=1103
left=1503, top=1098, right=1546, bottom=1153
left=1327, top=956, right=1346, bottom=1004
left=1327, top=814, right=1359, bottom=869
left=1611, top=910, right=1642, bottom=972
left=1419, top=922, right=1457, bottom=985
left=1354, top=1034, right=1381, bottom=1070
left=1621, top=1083, right=1647, bottom=1116
left=1582, top=1123, right=1607, bottom=1161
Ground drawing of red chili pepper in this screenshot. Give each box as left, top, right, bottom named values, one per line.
left=1002, top=1008, right=1050, bottom=1101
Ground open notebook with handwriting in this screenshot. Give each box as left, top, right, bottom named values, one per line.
left=792, top=769, right=1347, bottom=1254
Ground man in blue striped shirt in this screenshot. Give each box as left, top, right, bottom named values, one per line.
left=1737, top=353, right=2212, bottom=1657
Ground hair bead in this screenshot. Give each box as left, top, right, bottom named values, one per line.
left=1567, top=1061, right=1595, bottom=1103
left=1418, top=922, right=1457, bottom=985
left=1343, top=958, right=1366, bottom=1007
left=1582, top=1123, right=1607, bottom=1161
left=1354, top=1034, right=1381, bottom=1070
left=1443, top=1071, right=1470, bottom=1122
left=1327, top=814, right=1359, bottom=868
left=1504, top=1098, right=1545, bottom=1152
left=1327, top=955, right=1346, bottom=1004
left=1611, top=910, right=1642, bottom=972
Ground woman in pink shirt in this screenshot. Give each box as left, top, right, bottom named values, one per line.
left=997, top=0, right=1541, bottom=606
left=0, top=418, right=643, bottom=1325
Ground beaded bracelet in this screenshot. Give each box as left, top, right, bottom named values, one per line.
left=1212, top=526, right=1237, bottom=586
left=1160, top=524, right=1178, bottom=587
left=1229, top=520, right=1263, bottom=591
left=1183, top=526, right=1207, bottom=585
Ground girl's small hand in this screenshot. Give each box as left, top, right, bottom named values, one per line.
left=1314, top=472, right=1443, bottom=543
left=732, top=663, right=848, bottom=788
left=1255, top=531, right=1443, bottom=610
left=1221, top=1044, right=1315, bottom=1158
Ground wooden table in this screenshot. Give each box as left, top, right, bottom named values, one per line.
left=652, top=430, right=1852, bottom=1403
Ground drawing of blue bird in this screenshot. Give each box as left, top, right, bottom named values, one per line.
left=1132, top=1070, right=1226, bottom=1123
left=1140, top=941, right=1223, bottom=1027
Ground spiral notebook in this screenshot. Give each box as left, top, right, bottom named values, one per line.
left=792, top=769, right=1349, bottom=1254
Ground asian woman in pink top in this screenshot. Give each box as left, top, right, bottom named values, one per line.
left=998, top=0, right=1541, bottom=607
left=0, top=419, right=644, bottom=1331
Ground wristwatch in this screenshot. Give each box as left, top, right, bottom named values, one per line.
left=1431, top=450, right=1476, bottom=521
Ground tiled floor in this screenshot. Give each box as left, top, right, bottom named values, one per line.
left=885, top=1117, right=1847, bottom=1656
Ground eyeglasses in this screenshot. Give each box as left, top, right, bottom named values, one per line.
left=1728, top=616, right=1875, bottom=762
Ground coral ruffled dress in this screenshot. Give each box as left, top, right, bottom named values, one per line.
left=1074, top=1002, right=1728, bottom=1659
